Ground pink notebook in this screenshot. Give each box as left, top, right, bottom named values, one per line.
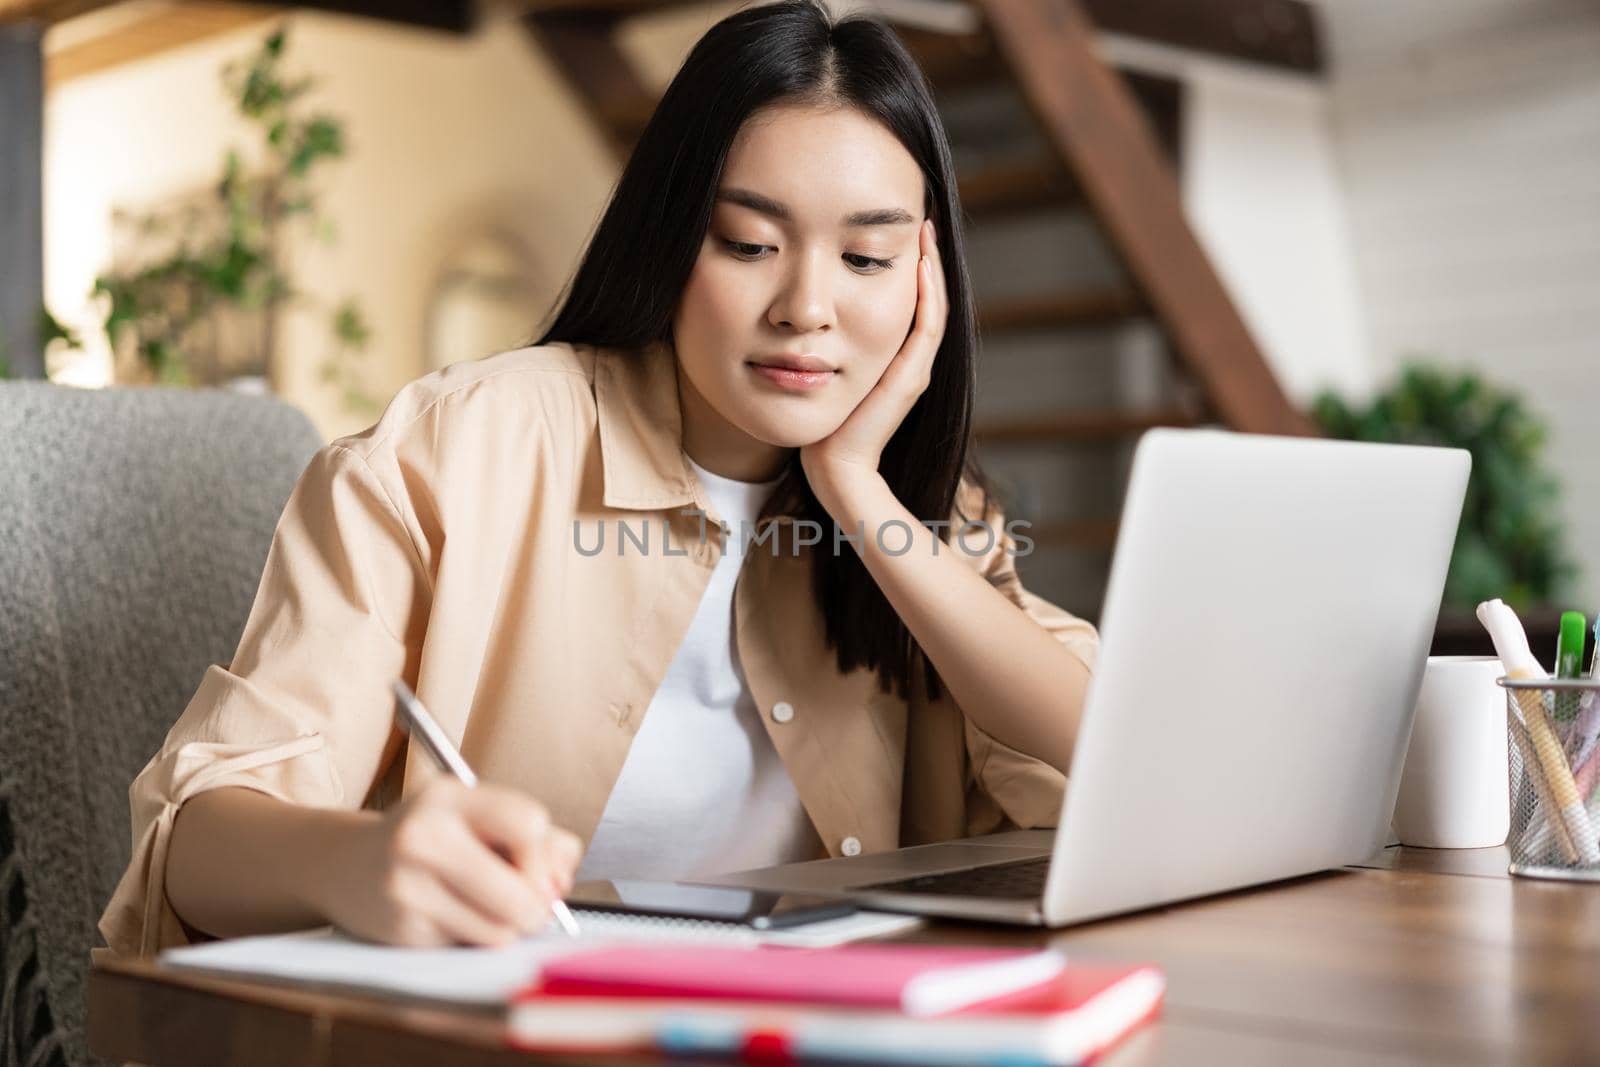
left=512, top=945, right=1166, bottom=1064
left=532, top=943, right=1091, bottom=1017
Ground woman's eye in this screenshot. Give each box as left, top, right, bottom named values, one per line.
left=844, top=253, right=894, bottom=273
left=721, top=239, right=891, bottom=273
left=722, top=239, right=769, bottom=260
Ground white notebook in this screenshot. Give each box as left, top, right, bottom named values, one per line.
left=159, top=909, right=925, bottom=1005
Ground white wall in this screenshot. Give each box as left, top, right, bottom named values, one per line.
left=43, top=4, right=619, bottom=438
left=1324, top=0, right=1600, bottom=604
left=1183, top=63, right=1375, bottom=405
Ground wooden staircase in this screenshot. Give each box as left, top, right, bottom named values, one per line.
left=976, top=0, right=1312, bottom=438
left=521, top=0, right=1320, bottom=616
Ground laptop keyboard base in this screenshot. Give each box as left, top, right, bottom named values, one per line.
left=857, top=856, right=1050, bottom=900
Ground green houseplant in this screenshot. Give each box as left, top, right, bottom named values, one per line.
left=1314, top=363, right=1576, bottom=610
left=46, top=28, right=372, bottom=410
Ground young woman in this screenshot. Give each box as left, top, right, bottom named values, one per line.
left=100, top=0, right=1096, bottom=956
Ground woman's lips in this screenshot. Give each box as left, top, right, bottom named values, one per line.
left=747, top=362, right=836, bottom=392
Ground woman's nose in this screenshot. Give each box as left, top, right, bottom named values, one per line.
left=767, top=251, right=834, bottom=333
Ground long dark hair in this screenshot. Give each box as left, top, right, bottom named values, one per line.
left=537, top=0, right=983, bottom=698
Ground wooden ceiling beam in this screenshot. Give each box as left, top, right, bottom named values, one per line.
left=2, top=0, right=475, bottom=30
left=515, top=0, right=675, bottom=14
left=0, top=0, right=120, bottom=25
left=46, top=3, right=282, bottom=88
left=275, top=0, right=473, bottom=33
left=34, top=1, right=474, bottom=89
left=1083, top=0, right=1321, bottom=74
left=516, top=0, right=1323, bottom=73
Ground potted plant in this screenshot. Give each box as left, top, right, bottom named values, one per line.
left=45, top=28, right=373, bottom=411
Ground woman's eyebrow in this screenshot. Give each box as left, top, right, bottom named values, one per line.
left=845, top=206, right=918, bottom=227
left=717, top=187, right=917, bottom=227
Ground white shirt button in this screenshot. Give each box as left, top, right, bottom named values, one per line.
left=771, top=701, right=795, bottom=724
left=841, top=836, right=862, bottom=857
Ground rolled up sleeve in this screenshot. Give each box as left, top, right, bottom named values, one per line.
left=98, top=444, right=429, bottom=957
left=954, top=487, right=1099, bottom=833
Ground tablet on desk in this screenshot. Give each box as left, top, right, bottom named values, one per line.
left=567, top=879, right=856, bottom=930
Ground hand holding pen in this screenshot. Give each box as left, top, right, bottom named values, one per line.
left=321, top=681, right=584, bottom=948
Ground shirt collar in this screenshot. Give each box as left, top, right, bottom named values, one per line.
left=593, top=338, right=807, bottom=522
left=593, top=339, right=700, bottom=512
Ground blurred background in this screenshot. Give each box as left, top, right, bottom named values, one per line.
left=2, top=0, right=1596, bottom=645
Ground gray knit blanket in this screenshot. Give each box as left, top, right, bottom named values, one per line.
left=0, top=381, right=320, bottom=1066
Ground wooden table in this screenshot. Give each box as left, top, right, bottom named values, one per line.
left=88, top=846, right=1600, bottom=1065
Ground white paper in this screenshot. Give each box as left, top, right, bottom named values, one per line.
left=159, top=909, right=924, bottom=1005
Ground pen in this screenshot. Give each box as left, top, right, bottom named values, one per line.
left=1565, top=617, right=1600, bottom=768
left=1553, top=611, right=1587, bottom=739
left=1556, top=611, right=1588, bottom=680
left=391, top=680, right=582, bottom=938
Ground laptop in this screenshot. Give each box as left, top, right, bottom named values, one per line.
left=699, top=429, right=1471, bottom=926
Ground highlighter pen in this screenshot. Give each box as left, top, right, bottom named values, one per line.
left=392, top=680, right=582, bottom=938
left=1553, top=612, right=1588, bottom=733
left=1556, top=611, right=1587, bottom=679
left=1566, top=617, right=1600, bottom=768
left=1478, top=599, right=1599, bottom=864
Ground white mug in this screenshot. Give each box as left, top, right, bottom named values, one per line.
left=1392, top=655, right=1510, bottom=849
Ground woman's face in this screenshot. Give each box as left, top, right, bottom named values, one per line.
left=672, top=103, right=928, bottom=477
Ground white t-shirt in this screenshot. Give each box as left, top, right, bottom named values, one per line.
left=576, top=457, right=820, bottom=883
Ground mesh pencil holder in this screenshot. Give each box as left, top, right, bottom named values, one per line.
left=1501, top=676, right=1600, bottom=881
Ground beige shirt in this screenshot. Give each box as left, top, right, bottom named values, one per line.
left=99, top=341, right=1099, bottom=957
